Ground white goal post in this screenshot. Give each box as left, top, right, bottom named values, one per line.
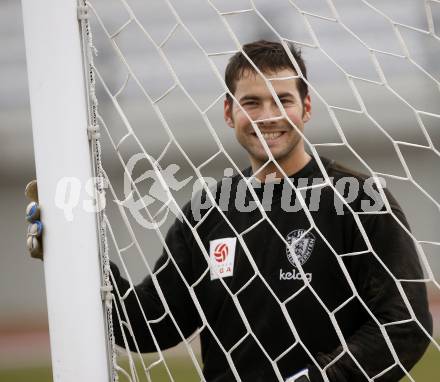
left=22, top=0, right=111, bottom=381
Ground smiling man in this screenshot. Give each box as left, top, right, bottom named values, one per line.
left=27, top=40, right=432, bottom=381
left=224, top=52, right=311, bottom=181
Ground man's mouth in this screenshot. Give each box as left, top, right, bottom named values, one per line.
left=252, top=131, right=286, bottom=141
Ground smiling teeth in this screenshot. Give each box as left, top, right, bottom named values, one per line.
left=262, top=132, right=282, bottom=140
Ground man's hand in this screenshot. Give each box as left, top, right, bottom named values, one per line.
left=25, top=180, right=43, bottom=260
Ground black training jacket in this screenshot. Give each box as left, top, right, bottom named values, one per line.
left=111, top=157, right=432, bottom=381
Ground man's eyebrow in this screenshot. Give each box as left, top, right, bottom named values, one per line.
left=238, top=92, right=295, bottom=102
left=276, top=92, right=295, bottom=99
left=238, top=95, right=261, bottom=102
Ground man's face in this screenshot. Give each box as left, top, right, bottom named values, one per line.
left=224, top=68, right=311, bottom=170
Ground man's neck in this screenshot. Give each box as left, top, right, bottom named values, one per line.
left=251, top=150, right=312, bottom=182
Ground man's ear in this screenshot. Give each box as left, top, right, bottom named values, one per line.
left=224, top=98, right=234, bottom=128
left=302, top=94, right=311, bottom=123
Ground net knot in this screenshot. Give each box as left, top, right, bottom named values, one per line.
left=100, top=285, right=113, bottom=302
left=87, top=124, right=100, bottom=140
left=77, top=4, right=89, bottom=21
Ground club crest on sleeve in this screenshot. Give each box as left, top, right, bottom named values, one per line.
left=286, top=229, right=315, bottom=268
left=209, top=237, right=236, bottom=280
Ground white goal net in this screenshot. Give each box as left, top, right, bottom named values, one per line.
left=76, top=0, right=439, bottom=381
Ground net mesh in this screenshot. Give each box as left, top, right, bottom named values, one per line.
left=78, top=0, right=440, bottom=380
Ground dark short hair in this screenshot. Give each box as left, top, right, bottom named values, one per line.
left=225, top=40, right=308, bottom=104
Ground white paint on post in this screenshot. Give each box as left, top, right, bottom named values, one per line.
left=21, top=1, right=110, bottom=381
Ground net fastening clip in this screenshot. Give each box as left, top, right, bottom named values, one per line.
left=77, top=4, right=89, bottom=21
left=87, top=124, right=100, bottom=140
left=100, top=285, right=113, bottom=301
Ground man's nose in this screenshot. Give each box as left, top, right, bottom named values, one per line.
left=256, top=102, right=282, bottom=126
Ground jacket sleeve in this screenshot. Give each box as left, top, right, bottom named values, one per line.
left=311, top=197, right=432, bottom=381
left=110, top=214, right=201, bottom=353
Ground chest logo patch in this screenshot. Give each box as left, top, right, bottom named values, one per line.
left=209, top=237, right=237, bottom=280
left=286, top=229, right=315, bottom=268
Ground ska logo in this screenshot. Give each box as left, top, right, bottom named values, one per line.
left=214, top=243, right=229, bottom=263
left=285, top=229, right=315, bottom=268
left=209, top=237, right=236, bottom=280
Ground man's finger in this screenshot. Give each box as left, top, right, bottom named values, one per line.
left=27, top=236, right=43, bottom=260
left=27, top=221, right=43, bottom=237
left=25, top=180, right=39, bottom=202
left=26, top=201, right=40, bottom=222
left=27, top=221, right=43, bottom=260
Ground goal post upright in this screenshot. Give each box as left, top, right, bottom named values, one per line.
left=22, top=0, right=110, bottom=381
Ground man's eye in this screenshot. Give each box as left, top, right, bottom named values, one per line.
left=242, top=101, right=258, bottom=107
left=280, top=98, right=294, bottom=104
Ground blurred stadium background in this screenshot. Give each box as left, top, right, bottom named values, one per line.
left=0, top=0, right=439, bottom=380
